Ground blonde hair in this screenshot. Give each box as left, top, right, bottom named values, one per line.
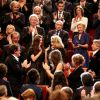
left=72, top=54, right=85, bottom=66
left=51, top=35, right=64, bottom=48
left=6, top=24, right=15, bottom=34
left=77, top=21, right=86, bottom=29
left=21, top=89, right=36, bottom=100
left=29, top=14, right=39, bottom=24
left=10, top=1, right=20, bottom=9
left=33, top=6, right=42, bottom=14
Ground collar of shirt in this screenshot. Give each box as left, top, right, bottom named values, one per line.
left=58, top=11, right=63, bottom=17
left=12, top=54, right=19, bottom=62
left=92, top=49, right=99, bottom=56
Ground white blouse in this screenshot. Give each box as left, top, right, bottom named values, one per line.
left=71, top=17, right=88, bottom=32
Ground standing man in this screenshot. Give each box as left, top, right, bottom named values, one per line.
left=5, top=45, right=31, bottom=97
left=52, top=0, right=71, bottom=31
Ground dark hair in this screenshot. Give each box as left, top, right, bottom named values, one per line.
left=52, top=71, right=68, bottom=90
left=74, top=5, right=84, bottom=17
left=49, top=49, right=63, bottom=67
left=32, top=35, right=44, bottom=55
left=27, top=68, right=40, bottom=84
left=57, top=0, right=64, bottom=5
left=9, top=45, right=19, bottom=54
left=0, top=63, right=8, bottom=79
left=81, top=72, right=94, bottom=86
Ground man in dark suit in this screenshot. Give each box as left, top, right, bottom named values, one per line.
left=93, top=4, right=100, bottom=39
left=5, top=45, right=31, bottom=97
left=46, top=20, right=69, bottom=48
left=67, top=54, right=84, bottom=92
left=89, top=39, right=100, bottom=80
left=52, top=0, right=71, bottom=31
left=21, top=14, right=45, bottom=50
left=3, top=31, right=27, bottom=63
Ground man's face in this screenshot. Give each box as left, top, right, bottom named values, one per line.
left=80, top=0, right=86, bottom=7
left=55, top=21, right=63, bottom=30
left=12, top=3, right=20, bottom=12
left=91, top=42, right=98, bottom=51
left=57, top=3, right=64, bottom=12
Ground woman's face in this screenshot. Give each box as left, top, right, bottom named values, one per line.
left=51, top=40, right=56, bottom=48
left=29, top=16, right=38, bottom=27
left=33, top=8, right=41, bottom=15
left=6, top=27, right=15, bottom=34
left=77, top=24, right=84, bottom=34
left=12, top=34, right=20, bottom=43
left=76, top=8, right=82, bottom=16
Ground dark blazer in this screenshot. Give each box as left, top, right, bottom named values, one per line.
left=93, top=14, right=100, bottom=39
left=3, top=44, right=27, bottom=63
left=20, top=84, right=42, bottom=100
left=5, top=54, right=25, bottom=84
left=21, top=26, right=45, bottom=50
left=89, top=50, right=100, bottom=79
left=5, top=54, right=26, bottom=97
left=46, top=29, right=69, bottom=48
left=68, top=67, right=84, bottom=91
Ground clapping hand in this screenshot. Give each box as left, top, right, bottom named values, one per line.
left=45, top=45, right=50, bottom=52
left=21, top=59, right=31, bottom=69
left=42, top=62, right=50, bottom=70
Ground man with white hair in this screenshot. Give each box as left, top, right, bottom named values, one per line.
left=21, top=14, right=45, bottom=50
left=46, top=20, right=69, bottom=48
left=89, top=39, right=100, bottom=80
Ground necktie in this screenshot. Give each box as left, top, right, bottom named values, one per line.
left=59, top=12, right=61, bottom=19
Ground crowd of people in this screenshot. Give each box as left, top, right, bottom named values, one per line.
left=0, top=0, right=100, bottom=100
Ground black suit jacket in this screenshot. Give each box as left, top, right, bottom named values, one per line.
left=47, top=29, right=69, bottom=48
left=68, top=67, right=84, bottom=91
left=21, top=26, right=45, bottom=50
left=5, top=55, right=25, bottom=85
left=93, top=14, right=100, bottom=39
left=89, top=50, right=100, bottom=79
left=3, top=44, right=27, bottom=63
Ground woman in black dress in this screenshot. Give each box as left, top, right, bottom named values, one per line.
left=27, top=35, right=45, bottom=84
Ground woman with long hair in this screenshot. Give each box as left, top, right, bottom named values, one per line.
left=27, top=35, right=45, bottom=84
left=43, top=49, right=64, bottom=79
left=71, top=5, right=88, bottom=36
